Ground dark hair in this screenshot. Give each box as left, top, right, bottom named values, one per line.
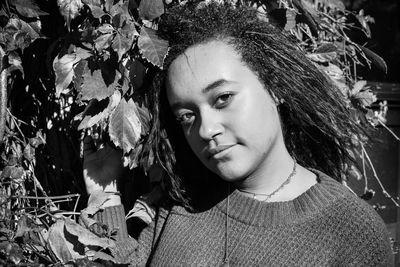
left=145, top=1, right=365, bottom=207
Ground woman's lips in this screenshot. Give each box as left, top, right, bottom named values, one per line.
left=207, top=144, right=235, bottom=159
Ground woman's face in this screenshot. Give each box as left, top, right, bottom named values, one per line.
left=166, top=41, right=284, bottom=183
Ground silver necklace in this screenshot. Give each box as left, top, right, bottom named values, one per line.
left=221, top=158, right=297, bottom=266
left=238, top=157, right=297, bottom=202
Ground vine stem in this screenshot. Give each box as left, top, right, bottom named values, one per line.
left=360, top=143, right=400, bottom=207
left=378, top=119, right=400, bottom=141
left=0, top=46, right=8, bottom=144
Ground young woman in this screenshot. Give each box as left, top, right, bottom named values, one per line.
left=83, top=1, right=392, bottom=266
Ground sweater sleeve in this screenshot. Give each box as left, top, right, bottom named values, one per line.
left=93, top=205, right=154, bottom=265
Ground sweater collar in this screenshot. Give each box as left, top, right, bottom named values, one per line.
left=215, top=170, right=350, bottom=227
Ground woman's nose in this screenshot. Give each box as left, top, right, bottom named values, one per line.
left=198, top=110, right=223, bottom=141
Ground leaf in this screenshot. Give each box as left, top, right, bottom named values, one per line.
left=315, top=0, right=345, bottom=12
left=284, top=9, right=296, bottom=31
left=75, top=47, right=92, bottom=59
left=7, top=51, right=24, bottom=76
left=306, top=51, right=337, bottom=63
left=315, top=43, right=337, bottom=53
left=23, top=144, right=35, bottom=161
left=85, top=190, right=115, bottom=215
left=47, top=220, right=77, bottom=262
left=90, top=6, right=105, bottom=19
left=12, top=0, right=49, bottom=17
left=112, top=20, right=138, bottom=61
left=57, top=0, right=83, bottom=30
left=94, top=33, right=114, bottom=51
left=360, top=46, right=388, bottom=73
left=138, top=26, right=169, bottom=69
left=64, top=218, right=115, bottom=248
left=93, top=251, right=117, bottom=263
left=80, top=68, right=117, bottom=101
left=53, top=53, right=81, bottom=97
left=1, top=166, right=24, bottom=180
left=112, top=33, right=132, bottom=61
left=351, top=80, right=367, bottom=95
left=109, top=98, right=142, bottom=153
left=77, top=91, right=121, bottom=130
left=351, top=81, right=377, bottom=107
left=139, top=0, right=164, bottom=20
left=97, top=24, right=114, bottom=34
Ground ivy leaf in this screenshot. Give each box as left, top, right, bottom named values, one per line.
left=80, top=68, right=117, bottom=101
left=93, top=251, right=117, bottom=263
left=97, top=24, right=114, bottom=34
left=7, top=51, right=24, bottom=76
left=64, top=218, right=115, bottom=249
left=57, top=0, right=83, bottom=30
left=139, top=0, right=164, bottom=20
left=77, top=91, right=121, bottom=130
left=306, top=51, right=337, bottom=63
left=315, top=0, right=345, bottom=12
left=360, top=46, right=388, bottom=74
left=112, top=20, right=138, bottom=61
left=47, top=220, right=78, bottom=262
left=138, top=26, right=169, bottom=69
left=112, top=32, right=132, bottom=61
left=94, top=33, right=114, bottom=51
left=12, top=0, right=49, bottom=18
left=53, top=53, right=81, bottom=97
left=350, top=80, right=377, bottom=107
left=109, top=98, right=142, bottom=153
left=284, top=9, right=296, bottom=31
left=23, top=144, right=35, bottom=162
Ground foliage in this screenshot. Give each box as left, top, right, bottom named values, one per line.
left=0, top=0, right=398, bottom=265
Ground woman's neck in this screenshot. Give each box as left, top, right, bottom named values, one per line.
left=233, top=146, right=295, bottom=195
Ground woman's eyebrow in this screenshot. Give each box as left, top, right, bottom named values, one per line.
left=201, top=79, right=230, bottom=94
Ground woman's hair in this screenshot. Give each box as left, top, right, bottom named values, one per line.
left=144, top=1, right=365, bottom=207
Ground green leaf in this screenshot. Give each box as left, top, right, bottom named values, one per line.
left=315, top=0, right=345, bottom=12
left=80, top=68, right=117, bottom=101
left=284, top=9, right=296, bottom=31
left=94, top=33, right=114, bottom=51
left=109, top=98, right=142, bottom=153
left=7, top=51, right=24, bottom=76
left=77, top=91, right=121, bottom=130
left=57, top=0, right=83, bottom=30
left=64, top=218, right=115, bottom=248
left=12, top=0, right=49, bottom=17
left=48, top=220, right=77, bottom=262
left=23, top=144, right=35, bottom=161
left=306, top=51, right=337, bottom=63
left=139, top=0, right=164, bottom=20
left=97, top=23, right=114, bottom=34
left=53, top=53, right=81, bottom=97
left=112, top=32, right=132, bottom=61
left=138, top=26, right=169, bottom=69
left=360, top=46, right=388, bottom=74
left=351, top=80, right=377, bottom=107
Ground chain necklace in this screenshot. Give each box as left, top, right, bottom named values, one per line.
left=221, top=157, right=297, bottom=266
left=238, top=157, right=297, bottom=202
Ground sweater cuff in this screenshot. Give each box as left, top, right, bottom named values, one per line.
left=94, top=205, right=129, bottom=240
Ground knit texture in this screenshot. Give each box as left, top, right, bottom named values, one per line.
left=99, top=170, right=393, bottom=266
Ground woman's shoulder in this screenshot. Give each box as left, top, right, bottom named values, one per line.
left=309, top=169, right=393, bottom=263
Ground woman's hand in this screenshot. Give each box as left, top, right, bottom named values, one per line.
left=83, top=135, right=126, bottom=207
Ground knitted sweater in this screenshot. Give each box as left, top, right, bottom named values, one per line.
left=97, top=170, right=392, bottom=266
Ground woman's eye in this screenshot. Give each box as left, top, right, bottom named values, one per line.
left=215, top=93, right=233, bottom=108
left=176, top=112, right=195, bottom=125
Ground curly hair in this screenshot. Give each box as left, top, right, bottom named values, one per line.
left=144, top=1, right=365, bottom=208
